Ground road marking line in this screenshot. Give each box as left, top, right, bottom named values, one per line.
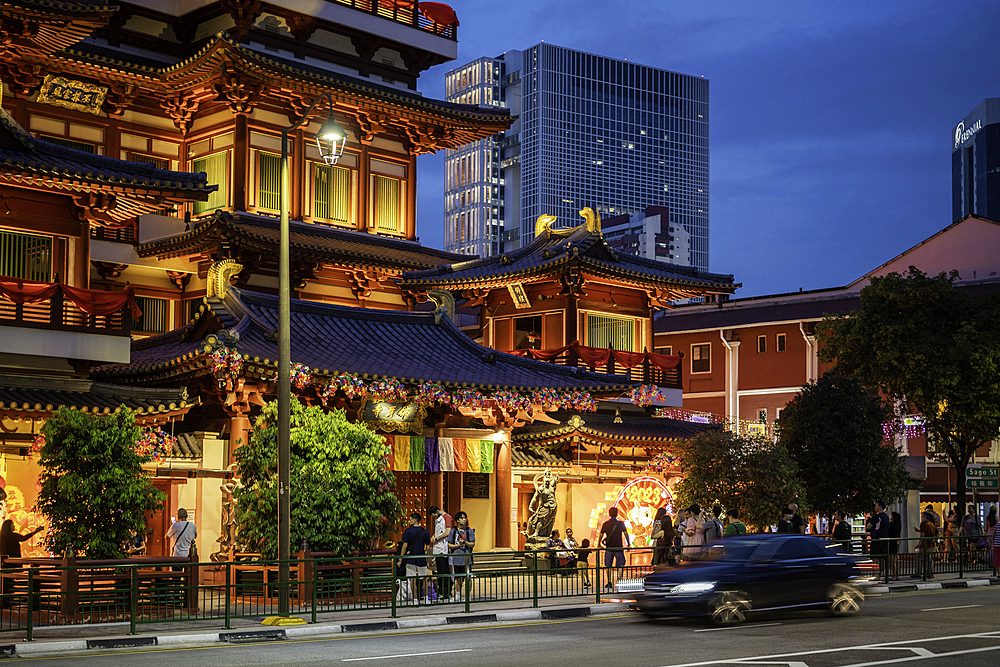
left=920, top=604, right=982, bottom=612
left=694, top=623, right=782, bottom=632
left=343, top=648, right=472, bottom=662
left=840, top=644, right=1000, bottom=667
left=657, top=631, right=1000, bottom=667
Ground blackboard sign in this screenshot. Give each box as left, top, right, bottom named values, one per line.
left=462, top=473, right=490, bottom=498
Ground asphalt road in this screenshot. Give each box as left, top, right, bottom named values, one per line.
left=22, top=586, right=1000, bottom=666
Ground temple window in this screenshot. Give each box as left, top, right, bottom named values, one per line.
left=514, top=315, right=542, bottom=350
left=192, top=152, right=229, bottom=215
left=0, top=231, right=52, bottom=281
left=256, top=151, right=283, bottom=213
left=374, top=175, right=401, bottom=232
left=133, top=296, right=170, bottom=334
left=312, top=163, right=351, bottom=225
left=587, top=313, right=635, bottom=352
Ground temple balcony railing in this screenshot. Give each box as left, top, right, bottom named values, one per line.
left=0, top=279, right=137, bottom=365
left=332, top=0, right=458, bottom=41
left=507, top=342, right=683, bottom=391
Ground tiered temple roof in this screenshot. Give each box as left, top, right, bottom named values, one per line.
left=92, top=286, right=635, bottom=394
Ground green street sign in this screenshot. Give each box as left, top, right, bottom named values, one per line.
left=968, top=479, right=998, bottom=489
left=966, top=466, right=998, bottom=479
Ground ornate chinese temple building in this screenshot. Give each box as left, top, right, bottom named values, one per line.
left=0, top=0, right=738, bottom=560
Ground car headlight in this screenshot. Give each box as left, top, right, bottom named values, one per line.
left=669, top=582, right=717, bottom=594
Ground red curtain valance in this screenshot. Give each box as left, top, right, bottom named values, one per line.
left=419, top=1, right=459, bottom=25
left=507, top=341, right=681, bottom=372
left=0, top=279, right=142, bottom=320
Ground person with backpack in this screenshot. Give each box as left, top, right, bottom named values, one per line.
left=724, top=508, right=747, bottom=537
left=703, top=505, right=724, bottom=542
left=447, top=511, right=475, bottom=602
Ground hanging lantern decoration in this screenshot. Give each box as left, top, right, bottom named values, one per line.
left=290, top=363, right=312, bottom=390
left=369, top=377, right=407, bottom=403
left=210, top=346, right=243, bottom=379
left=413, top=382, right=451, bottom=407
left=493, top=389, right=531, bottom=413
left=453, top=388, right=488, bottom=410
left=629, top=384, right=664, bottom=407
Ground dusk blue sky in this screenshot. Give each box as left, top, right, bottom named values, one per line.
left=413, top=0, right=1000, bottom=297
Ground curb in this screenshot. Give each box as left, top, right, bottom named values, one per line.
left=0, top=602, right=631, bottom=658
left=866, top=575, right=999, bottom=597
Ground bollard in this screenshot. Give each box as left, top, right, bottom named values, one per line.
left=130, top=566, right=138, bottom=635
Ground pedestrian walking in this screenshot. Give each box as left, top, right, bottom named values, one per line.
left=448, top=511, right=475, bottom=602
left=788, top=503, right=805, bottom=534
left=599, top=507, right=631, bottom=590
left=832, top=511, right=852, bottom=544
left=961, top=504, right=984, bottom=565
left=870, top=501, right=890, bottom=579
left=888, top=511, right=902, bottom=580
left=649, top=507, right=674, bottom=565
left=916, top=511, right=937, bottom=579
left=428, top=505, right=452, bottom=600
left=400, top=512, right=431, bottom=603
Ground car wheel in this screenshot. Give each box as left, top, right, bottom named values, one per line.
left=709, top=590, right=750, bottom=625
left=828, top=583, right=864, bottom=616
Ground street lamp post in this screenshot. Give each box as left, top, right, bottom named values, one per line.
left=278, top=94, right=347, bottom=615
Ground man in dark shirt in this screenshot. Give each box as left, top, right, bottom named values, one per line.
left=399, top=512, right=431, bottom=603
left=870, top=501, right=890, bottom=578
left=598, top=507, right=631, bottom=591
left=788, top=503, right=805, bottom=533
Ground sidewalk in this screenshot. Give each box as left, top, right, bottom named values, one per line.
left=2, top=572, right=997, bottom=659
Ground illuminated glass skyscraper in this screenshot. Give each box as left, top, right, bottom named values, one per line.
left=953, top=98, right=1000, bottom=223
left=444, top=43, right=709, bottom=270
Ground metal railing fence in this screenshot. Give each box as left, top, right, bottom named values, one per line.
left=0, top=539, right=993, bottom=639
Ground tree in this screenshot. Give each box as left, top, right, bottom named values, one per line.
left=673, top=429, right=806, bottom=532
left=234, top=398, right=402, bottom=558
left=776, top=373, right=909, bottom=520
left=819, top=267, right=1000, bottom=515
left=37, top=408, right=164, bottom=559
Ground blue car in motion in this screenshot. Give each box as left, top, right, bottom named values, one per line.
left=636, top=534, right=876, bottom=624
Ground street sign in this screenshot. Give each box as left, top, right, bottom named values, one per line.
left=966, top=466, right=998, bottom=488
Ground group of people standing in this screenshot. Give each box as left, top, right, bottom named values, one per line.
left=648, top=504, right=748, bottom=567
left=397, top=506, right=475, bottom=604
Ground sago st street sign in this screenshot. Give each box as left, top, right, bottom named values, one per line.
left=966, top=465, right=998, bottom=489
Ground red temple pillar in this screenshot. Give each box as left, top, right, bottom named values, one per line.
left=495, top=438, right=512, bottom=548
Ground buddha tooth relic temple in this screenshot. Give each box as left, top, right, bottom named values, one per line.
left=0, top=0, right=736, bottom=563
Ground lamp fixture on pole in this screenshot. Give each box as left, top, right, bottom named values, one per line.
left=277, top=92, right=345, bottom=615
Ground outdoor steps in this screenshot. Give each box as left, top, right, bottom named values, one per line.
left=471, top=550, right=528, bottom=575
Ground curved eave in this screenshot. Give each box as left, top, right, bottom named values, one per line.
left=135, top=219, right=459, bottom=270
left=400, top=257, right=737, bottom=294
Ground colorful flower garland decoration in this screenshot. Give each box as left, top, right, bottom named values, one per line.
left=561, top=390, right=597, bottom=412
left=493, top=389, right=531, bottom=413
left=29, top=433, right=45, bottom=459
left=453, top=388, right=488, bottom=410
left=629, top=384, right=664, bottom=407
left=135, top=427, right=176, bottom=463
left=531, top=387, right=562, bottom=410
left=643, top=450, right=678, bottom=473
left=290, top=363, right=312, bottom=390
left=326, top=372, right=366, bottom=400
left=210, top=346, right=243, bottom=379
left=369, top=377, right=406, bottom=403
left=413, top=382, right=451, bottom=407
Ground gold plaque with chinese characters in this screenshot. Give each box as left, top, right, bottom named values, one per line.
left=36, top=76, right=108, bottom=115
left=359, top=399, right=426, bottom=434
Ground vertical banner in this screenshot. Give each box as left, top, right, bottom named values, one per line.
left=409, top=436, right=425, bottom=472
left=380, top=434, right=394, bottom=471
left=479, top=440, right=495, bottom=473
left=424, top=437, right=440, bottom=472
left=452, top=438, right=467, bottom=472
left=466, top=439, right=481, bottom=473
left=393, top=435, right=410, bottom=472
left=438, top=437, right=456, bottom=471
